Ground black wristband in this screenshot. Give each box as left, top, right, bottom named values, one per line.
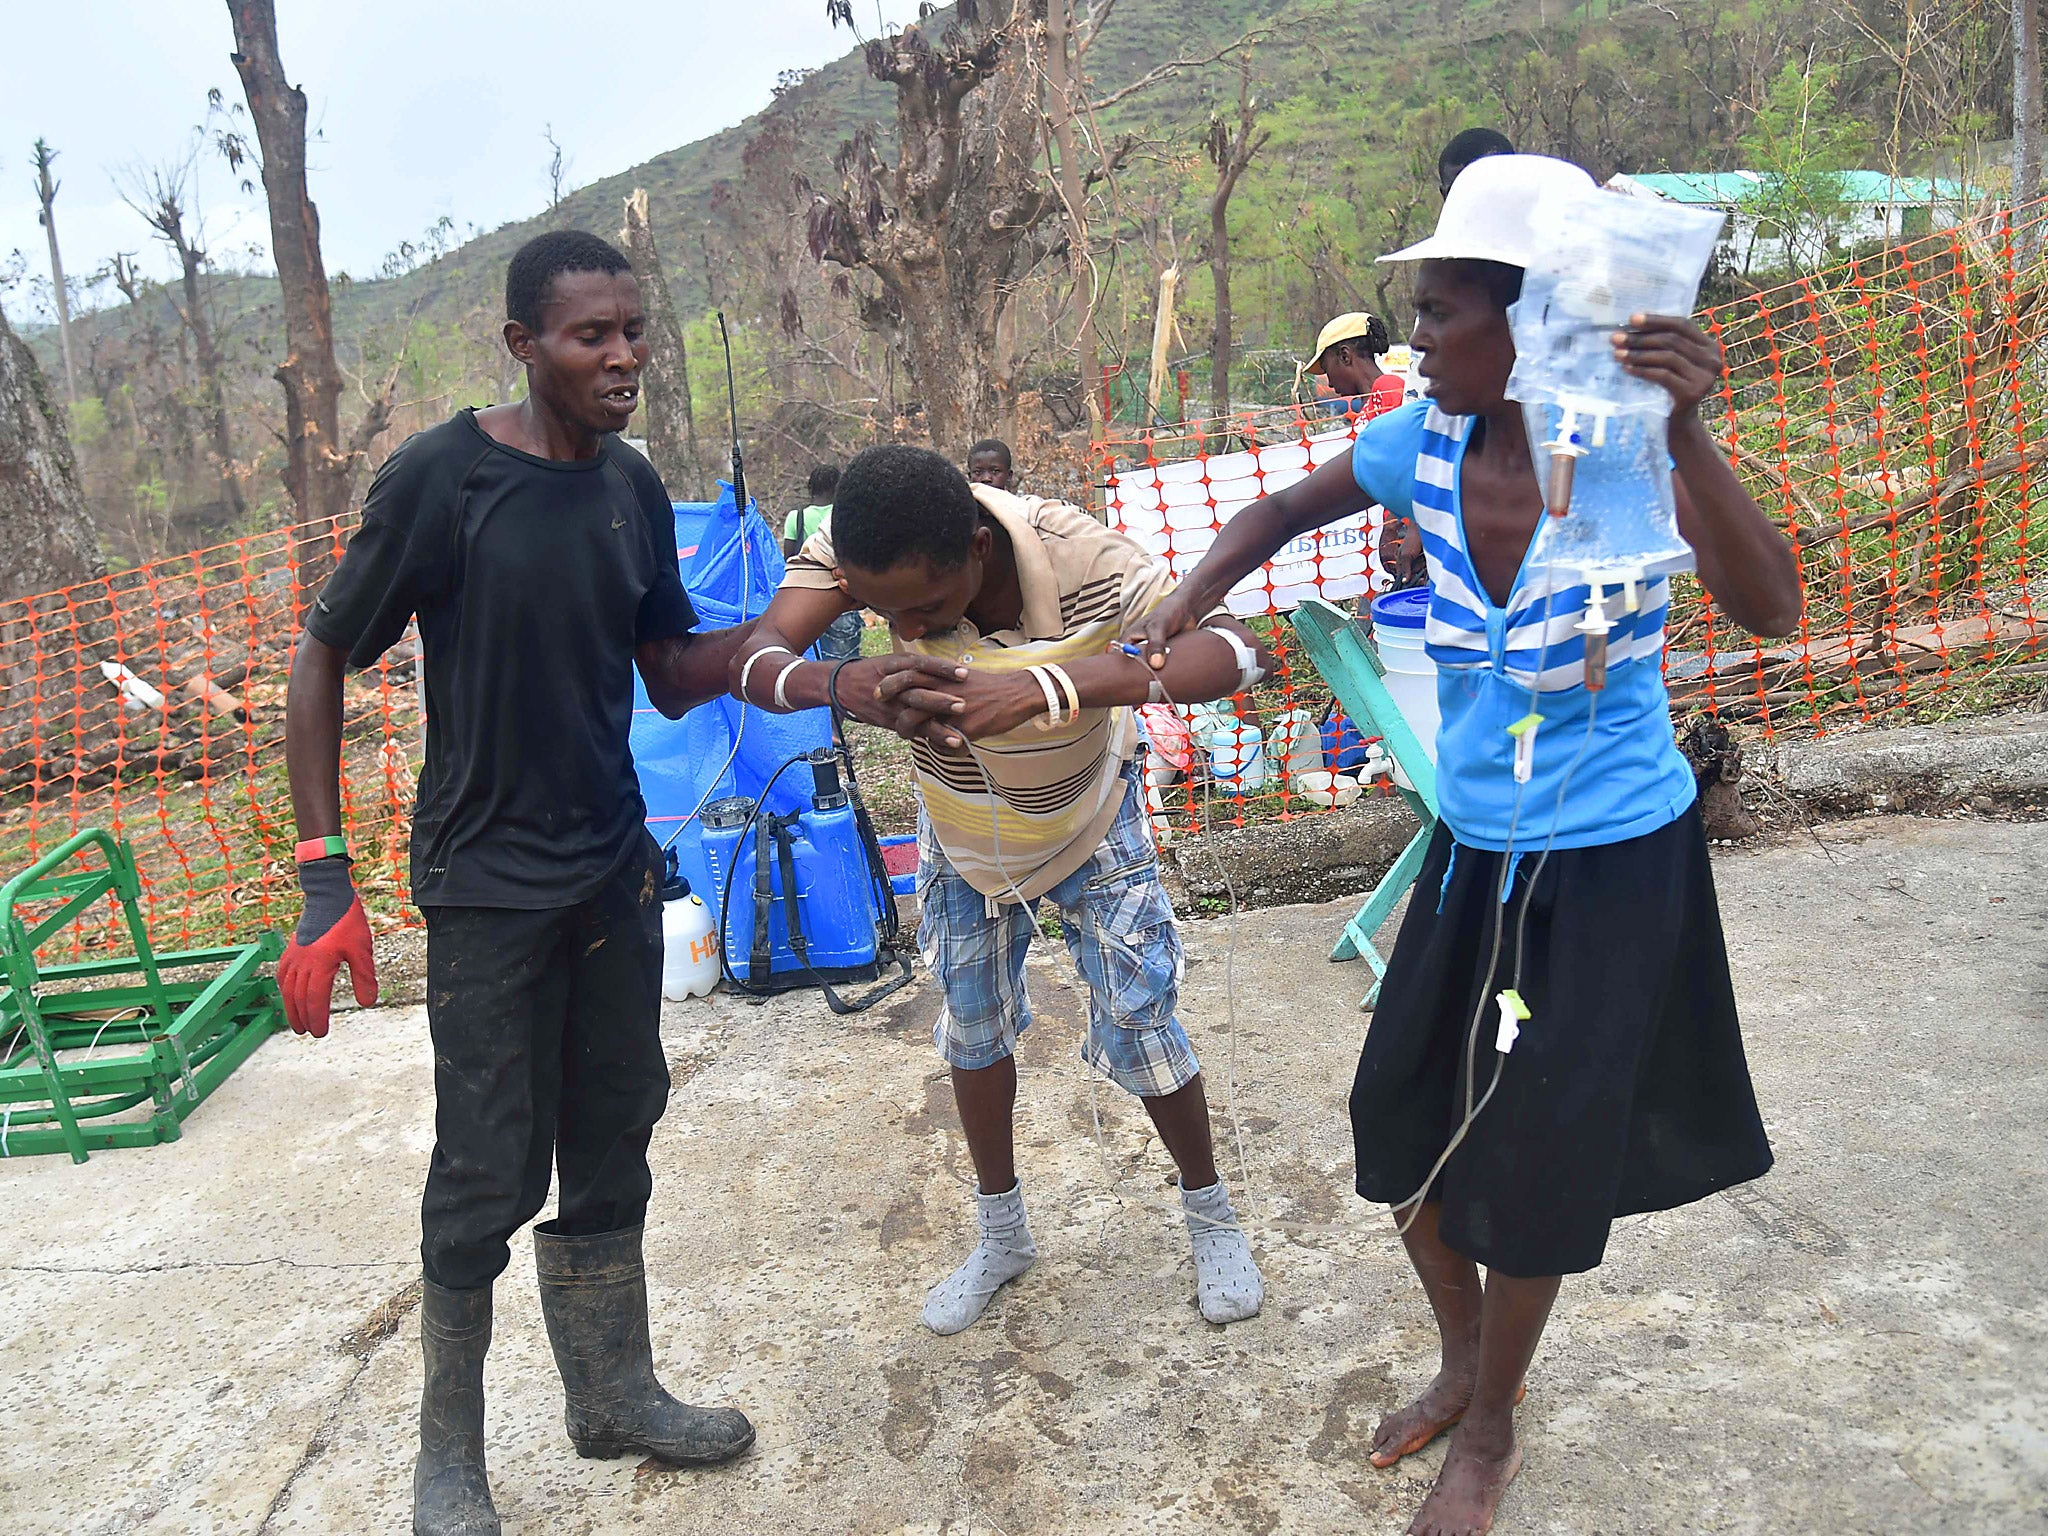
left=827, top=656, right=857, bottom=714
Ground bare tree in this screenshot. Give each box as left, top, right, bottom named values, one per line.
left=1204, top=50, right=1269, bottom=424
left=2018, top=0, right=2042, bottom=258
left=108, top=251, right=147, bottom=315
left=620, top=188, right=706, bottom=495
left=799, top=1, right=1285, bottom=452
left=30, top=139, right=78, bottom=403
left=1042, top=1, right=1275, bottom=436
left=228, top=0, right=390, bottom=571
left=0, top=303, right=104, bottom=600
left=120, top=160, right=245, bottom=521
left=99, top=249, right=200, bottom=555
left=1044, top=0, right=1106, bottom=434
left=544, top=124, right=573, bottom=221
left=805, top=1, right=1064, bottom=454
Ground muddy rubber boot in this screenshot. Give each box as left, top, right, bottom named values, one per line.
left=533, top=1223, right=755, bottom=1466
left=414, top=1281, right=500, bottom=1536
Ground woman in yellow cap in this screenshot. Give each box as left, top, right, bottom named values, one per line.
left=1307, top=311, right=1407, bottom=421
left=1308, top=313, right=1426, bottom=586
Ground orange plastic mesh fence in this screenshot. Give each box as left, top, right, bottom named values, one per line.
left=1097, top=206, right=2048, bottom=834
left=0, top=517, right=415, bottom=953
left=2, top=211, right=2044, bottom=947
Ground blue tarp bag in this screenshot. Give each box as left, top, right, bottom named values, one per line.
left=630, top=482, right=906, bottom=1009
left=630, top=481, right=834, bottom=901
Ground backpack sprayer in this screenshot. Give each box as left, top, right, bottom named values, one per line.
left=666, top=314, right=913, bottom=1015
left=1388, top=185, right=1726, bottom=1232
left=702, top=747, right=912, bottom=1014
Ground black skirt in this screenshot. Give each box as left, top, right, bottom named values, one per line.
left=1351, top=804, right=1772, bottom=1277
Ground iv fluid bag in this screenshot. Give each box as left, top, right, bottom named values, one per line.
left=1506, top=187, right=1725, bottom=588
left=1518, top=405, right=1691, bottom=586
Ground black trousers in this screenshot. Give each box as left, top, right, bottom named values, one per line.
left=418, top=834, right=671, bottom=1291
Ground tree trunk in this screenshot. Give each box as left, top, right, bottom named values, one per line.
left=621, top=189, right=705, bottom=496
left=2017, top=0, right=2042, bottom=260
left=165, top=217, right=245, bottom=522
left=228, top=0, right=354, bottom=577
left=31, top=143, right=78, bottom=404
left=0, top=305, right=104, bottom=601
left=1046, top=0, right=1105, bottom=437
left=1205, top=53, right=1266, bottom=428
left=0, top=304, right=112, bottom=777
left=1209, top=191, right=1234, bottom=424
left=895, top=273, right=1003, bottom=460
left=809, top=1, right=1051, bottom=460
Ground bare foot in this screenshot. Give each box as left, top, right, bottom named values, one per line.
left=1370, top=1367, right=1475, bottom=1468
left=1371, top=1376, right=1527, bottom=1469
left=1407, top=1422, right=1523, bottom=1536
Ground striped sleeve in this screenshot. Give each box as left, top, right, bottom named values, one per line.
left=783, top=521, right=839, bottom=591
left=1349, top=400, right=1430, bottom=521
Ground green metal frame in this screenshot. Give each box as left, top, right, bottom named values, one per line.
left=0, top=828, right=283, bottom=1162
left=1287, top=598, right=1441, bottom=1009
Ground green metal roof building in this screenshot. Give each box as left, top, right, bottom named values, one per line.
left=1607, top=170, right=1972, bottom=273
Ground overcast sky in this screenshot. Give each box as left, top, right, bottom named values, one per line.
left=0, top=0, right=925, bottom=322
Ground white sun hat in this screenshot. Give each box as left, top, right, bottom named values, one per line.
left=1377, top=153, right=1597, bottom=267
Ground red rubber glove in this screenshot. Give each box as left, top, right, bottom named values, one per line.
left=278, top=855, right=378, bottom=1038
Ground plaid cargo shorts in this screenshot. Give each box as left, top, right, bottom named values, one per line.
left=915, top=760, right=1199, bottom=1098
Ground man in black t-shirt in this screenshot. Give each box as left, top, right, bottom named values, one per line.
left=282, top=232, right=765, bottom=1536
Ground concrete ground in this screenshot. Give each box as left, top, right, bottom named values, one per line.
left=2, top=814, right=2043, bottom=1535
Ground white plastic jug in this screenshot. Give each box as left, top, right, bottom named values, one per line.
left=1266, top=707, right=1322, bottom=783
left=1370, top=589, right=1440, bottom=791
left=660, top=876, right=721, bottom=1001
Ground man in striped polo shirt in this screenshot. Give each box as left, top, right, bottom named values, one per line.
left=735, top=444, right=1270, bottom=1333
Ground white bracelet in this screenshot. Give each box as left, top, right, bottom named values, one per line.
left=1046, top=662, right=1081, bottom=723
left=739, top=645, right=794, bottom=700
left=1026, top=664, right=1063, bottom=730
left=772, top=656, right=806, bottom=712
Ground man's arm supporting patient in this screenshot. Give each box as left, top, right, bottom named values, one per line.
left=733, top=584, right=973, bottom=747
left=635, top=622, right=759, bottom=720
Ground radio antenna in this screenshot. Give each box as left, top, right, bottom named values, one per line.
left=716, top=310, right=746, bottom=515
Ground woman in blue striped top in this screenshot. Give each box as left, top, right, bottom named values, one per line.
left=1130, top=156, right=1802, bottom=1536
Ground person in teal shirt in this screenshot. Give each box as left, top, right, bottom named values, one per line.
left=782, top=464, right=839, bottom=558
left=1128, top=156, right=1802, bottom=1536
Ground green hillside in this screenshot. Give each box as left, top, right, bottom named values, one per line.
left=24, top=0, right=2011, bottom=556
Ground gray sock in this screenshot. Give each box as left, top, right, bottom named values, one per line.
left=1182, top=1178, right=1263, bottom=1324
left=921, top=1180, right=1037, bottom=1336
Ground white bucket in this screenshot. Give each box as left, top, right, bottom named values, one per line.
left=1293, top=769, right=1364, bottom=808
left=1370, top=589, right=1439, bottom=785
